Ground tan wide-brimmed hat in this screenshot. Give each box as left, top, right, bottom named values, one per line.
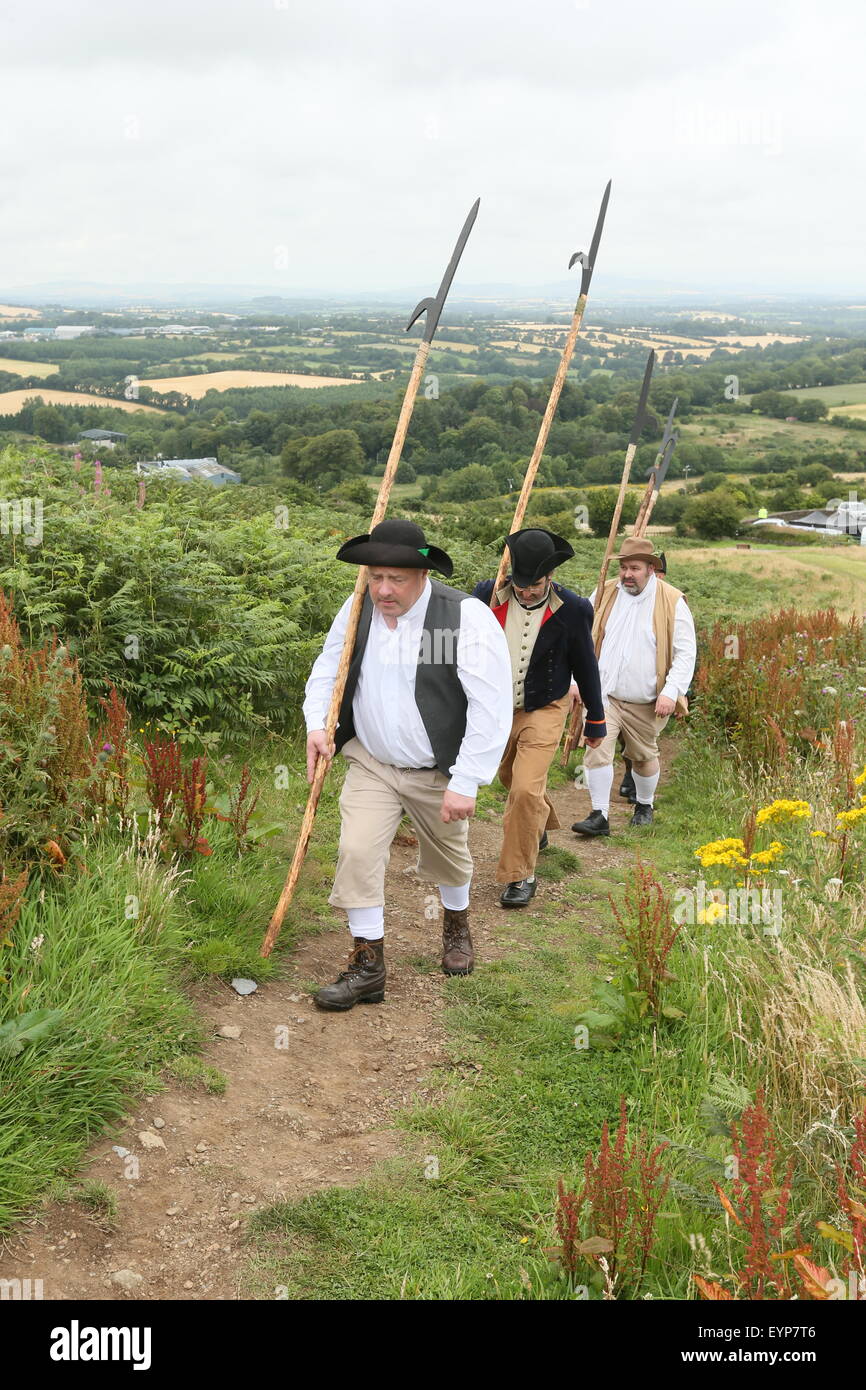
left=616, top=536, right=664, bottom=569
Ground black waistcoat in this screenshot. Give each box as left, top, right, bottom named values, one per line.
left=334, top=578, right=469, bottom=776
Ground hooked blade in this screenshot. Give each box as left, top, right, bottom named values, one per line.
left=405, top=197, right=481, bottom=343
left=628, top=349, right=656, bottom=448
left=653, top=433, right=678, bottom=492
left=645, top=396, right=679, bottom=483
left=660, top=395, right=679, bottom=451
left=567, top=179, right=612, bottom=296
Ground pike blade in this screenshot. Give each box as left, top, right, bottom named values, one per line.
left=568, top=180, right=612, bottom=296
left=653, top=433, right=678, bottom=492
left=405, top=197, right=481, bottom=343
left=628, top=349, right=656, bottom=448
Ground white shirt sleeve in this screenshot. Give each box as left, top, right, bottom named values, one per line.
left=447, top=597, right=513, bottom=798
left=660, top=597, right=697, bottom=702
left=302, top=594, right=354, bottom=731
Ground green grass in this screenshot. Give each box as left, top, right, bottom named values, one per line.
left=246, top=949, right=640, bottom=1299
left=0, top=740, right=345, bottom=1230
left=243, top=715, right=866, bottom=1300
left=779, top=382, right=866, bottom=406
left=166, top=1056, right=227, bottom=1096
left=67, top=1179, right=120, bottom=1227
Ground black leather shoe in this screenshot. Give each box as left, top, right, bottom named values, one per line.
left=500, top=878, right=537, bottom=908
left=314, top=937, right=386, bottom=1010
left=539, top=831, right=549, bottom=851
left=630, top=802, right=653, bottom=826
left=572, top=810, right=610, bottom=837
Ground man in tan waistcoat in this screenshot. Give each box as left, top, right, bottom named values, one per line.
left=572, top=537, right=696, bottom=835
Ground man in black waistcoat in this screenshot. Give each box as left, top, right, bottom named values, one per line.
left=303, top=519, right=513, bottom=1010
left=473, top=528, right=606, bottom=906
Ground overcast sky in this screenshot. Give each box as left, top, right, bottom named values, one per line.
left=1, top=0, right=863, bottom=298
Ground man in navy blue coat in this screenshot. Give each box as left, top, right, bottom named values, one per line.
left=473, top=528, right=606, bottom=907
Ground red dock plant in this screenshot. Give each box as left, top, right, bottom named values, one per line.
left=142, top=735, right=182, bottom=823
left=608, top=857, right=682, bottom=1016
left=179, top=755, right=211, bottom=856
left=93, top=685, right=131, bottom=817
left=227, top=763, right=260, bottom=853
left=552, top=1097, right=669, bottom=1295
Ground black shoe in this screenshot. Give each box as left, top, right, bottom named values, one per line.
left=539, top=831, right=549, bottom=851
left=571, top=810, right=610, bottom=837
left=314, top=937, right=386, bottom=1010
left=500, top=878, right=537, bottom=908
left=619, top=771, right=637, bottom=803
left=630, top=802, right=653, bottom=826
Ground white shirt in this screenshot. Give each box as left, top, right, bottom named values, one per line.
left=588, top=575, right=696, bottom=705
left=303, top=578, right=513, bottom=798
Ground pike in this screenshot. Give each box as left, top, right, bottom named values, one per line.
left=633, top=396, right=678, bottom=537
left=562, top=348, right=656, bottom=761
left=260, top=199, right=480, bottom=958
left=490, top=181, right=611, bottom=600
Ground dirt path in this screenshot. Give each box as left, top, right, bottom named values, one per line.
left=1, top=753, right=665, bottom=1300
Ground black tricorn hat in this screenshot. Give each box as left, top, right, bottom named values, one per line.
left=505, top=528, right=575, bottom=587
left=336, top=518, right=453, bottom=578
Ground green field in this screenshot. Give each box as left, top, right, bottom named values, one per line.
left=682, top=411, right=865, bottom=452
left=780, top=381, right=866, bottom=406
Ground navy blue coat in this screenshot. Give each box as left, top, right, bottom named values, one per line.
left=472, top=579, right=606, bottom=739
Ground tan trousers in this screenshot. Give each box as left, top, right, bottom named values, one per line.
left=496, top=693, right=571, bottom=882
left=329, top=738, right=473, bottom=909
left=583, top=696, right=669, bottom=773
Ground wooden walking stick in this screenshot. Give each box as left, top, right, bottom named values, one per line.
left=632, top=397, right=678, bottom=538
left=490, top=181, right=611, bottom=601
left=260, top=198, right=480, bottom=958
left=561, top=348, right=656, bottom=762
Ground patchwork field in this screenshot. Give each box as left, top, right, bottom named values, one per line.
left=0, top=388, right=165, bottom=416
left=143, top=369, right=357, bottom=396
left=0, top=303, right=41, bottom=319
left=0, top=357, right=59, bottom=377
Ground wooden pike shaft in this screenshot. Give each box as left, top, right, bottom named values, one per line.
left=560, top=437, right=640, bottom=764
left=491, top=292, right=590, bottom=599
left=259, top=340, right=431, bottom=957
left=632, top=468, right=658, bottom=538
left=636, top=482, right=662, bottom=535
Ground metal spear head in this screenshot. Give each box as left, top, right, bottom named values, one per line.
left=567, top=179, right=612, bottom=296
left=645, top=396, right=679, bottom=483
left=628, top=349, right=656, bottom=448
left=652, top=433, right=678, bottom=493
left=660, top=395, right=679, bottom=452
left=405, top=197, right=481, bottom=343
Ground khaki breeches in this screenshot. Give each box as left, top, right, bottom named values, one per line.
left=329, top=738, right=473, bottom=909
left=496, top=692, right=571, bottom=883
left=582, top=696, right=669, bottom=771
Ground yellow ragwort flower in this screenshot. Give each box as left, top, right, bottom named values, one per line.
left=836, top=806, right=866, bottom=829
left=755, top=799, right=811, bottom=826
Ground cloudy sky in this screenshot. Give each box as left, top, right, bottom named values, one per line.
left=1, top=0, right=863, bottom=298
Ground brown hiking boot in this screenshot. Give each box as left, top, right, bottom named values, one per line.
left=441, top=907, right=474, bottom=976
left=314, top=937, right=386, bottom=1011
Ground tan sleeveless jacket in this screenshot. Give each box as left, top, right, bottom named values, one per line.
left=592, top=577, right=689, bottom=717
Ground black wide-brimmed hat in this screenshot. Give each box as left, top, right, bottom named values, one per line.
left=336, top=518, right=453, bottom=577
left=505, top=528, right=575, bottom=587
